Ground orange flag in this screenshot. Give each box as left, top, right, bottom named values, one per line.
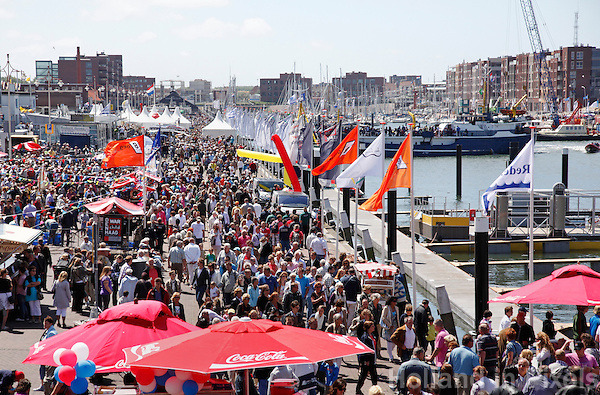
left=311, top=126, right=358, bottom=176
left=359, top=134, right=411, bottom=211
left=101, top=135, right=145, bottom=169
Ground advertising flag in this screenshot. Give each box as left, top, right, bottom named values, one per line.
left=481, top=139, right=533, bottom=214
left=359, top=134, right=411, bottom=211
left=336, top=133, right=384, bottom=188
left=101, top=135, right=145, bottom=169
left=312, top=126, right=358, bottom=176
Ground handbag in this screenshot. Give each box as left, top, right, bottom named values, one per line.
left=7, top=295, right=15, bottom=304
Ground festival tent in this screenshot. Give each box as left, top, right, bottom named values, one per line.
left=157, top=107, right=173, bottom=124
left=149, top=105, right=160, bottom=119
left=490, top=264, right=600, bottom=305
left=84, top=196, right=144, bottom=216
left=202, top=111, right=236, bottom=138
left=172, top=107, right=192, bottom=129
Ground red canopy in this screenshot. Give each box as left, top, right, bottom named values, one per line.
left=23, top=301, right=199, bottom=372
left=127, top=318, right=371, bottom=373
left=85, top=196, right=144, bottom=216
left=14, top=142, right=42, bottom=151
left=490, top=264, right=600, bottom=306
left=355, top=262, right=398, bottom=278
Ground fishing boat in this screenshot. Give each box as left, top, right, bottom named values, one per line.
left=585, top=142, right=600, bottom=153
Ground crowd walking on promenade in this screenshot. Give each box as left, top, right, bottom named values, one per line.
left=1, top=117, right=600, bottom=395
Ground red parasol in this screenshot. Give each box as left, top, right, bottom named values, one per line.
left=126, top=318, right=372, bottom=373
left=84, top=196, right=144, bottom=216
left=490, top=264, right=600, bottom=305
left=355, top=262, right=398, bottom=278
left=23, top=301, right=199, bottom=372
left=14, top=142, right=42, bottom=151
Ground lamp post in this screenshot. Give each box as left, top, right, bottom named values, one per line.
left=1, top=54, right=21, bottom=159
left=582, top=85, right=588, bottom=113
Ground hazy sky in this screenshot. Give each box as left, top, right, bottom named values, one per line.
left=1, top=0, right=598, bottom=87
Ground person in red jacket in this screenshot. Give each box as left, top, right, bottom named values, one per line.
left=147, top=278, right=170, bottom=304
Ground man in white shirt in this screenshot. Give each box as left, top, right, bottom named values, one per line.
left=470, top=366, right=497, bottom=395
left=252, top=198, right=262, bottom=218
left=80, top=235, right=93, bottom=252
left=191, top=217, right=205, bottom=244
left=498, top=305, right=513, bottom=332
left=183, top=238, right=201, bottom=284
left=174, top=209, right=186, bottom=230
left=309, top=232, right=328, bottom=261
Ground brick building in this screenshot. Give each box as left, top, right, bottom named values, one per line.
left=259, top=73, right=312, bottom=103
left=332, top=72, right=384, bottom=100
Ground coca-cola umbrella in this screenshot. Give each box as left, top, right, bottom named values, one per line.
left=23, top=300, right=199, bottom=372
left=126, top=318, right=372, bottom=373
left=490, top=264, right=600, bottom=305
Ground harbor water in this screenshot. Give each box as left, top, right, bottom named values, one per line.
left=359, top=140, right=600, bottom=325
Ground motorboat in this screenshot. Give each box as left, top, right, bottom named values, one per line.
left=585, top=142, right=600, bottom=153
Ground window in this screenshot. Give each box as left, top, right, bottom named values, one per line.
left=576, top=61, right=583, bottom=70
left=570, top=71, right=576, bottom=79
left=571, top=52, right=575, bottom=60
left=577, top=51, right=583, bottom=60
left=571, top=61, right=575, bottom=69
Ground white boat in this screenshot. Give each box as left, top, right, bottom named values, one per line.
left=537, top=123, right=597, bottom=141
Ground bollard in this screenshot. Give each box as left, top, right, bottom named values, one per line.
left=509, top=142, right=519, bottom=162
left=474, top=217, right=489, bottom=329
left=361, top=228, right=376, bottom=261
left=436, top=285, right=457, bottom=338
left=562, top=148, right=569, bottom=188
left=392, top=252, right=411, bottom=305
left=340, top=211, right=352, bottom=245
left=323, top=199, right=334, bottom=225
left=456, top=144, right=462, bottom=200
left=387, top=190, right=397, bottom=260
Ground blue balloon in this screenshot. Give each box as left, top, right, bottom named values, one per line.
left=182, top=380, right=198, bottom=395
left=156, top=373, right=171, bottom=386
left=75, top=361, right=96, bottom=378
left=54, top=366, right=62, bottom=383
left=70, top=378, right=88, bottom=394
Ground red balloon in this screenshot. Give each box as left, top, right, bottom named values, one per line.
left=190, top=372, right=209, bottom=383
left=58, top=366, right=76, bottom=385
left=59, top=350, right=78, bottom=367
left=135, top=368, right=156, bottom=386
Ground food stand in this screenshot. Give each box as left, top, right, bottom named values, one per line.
left=0, top=223, right=43, bottom=275
left=84, top=197, right=144, bottom=250
left=355, top=262, right=405, bottom=302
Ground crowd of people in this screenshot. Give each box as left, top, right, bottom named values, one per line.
left=2, top=118, right=600, bottom=395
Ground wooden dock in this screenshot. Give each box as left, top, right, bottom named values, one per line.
left=453, top=257, right=600, bottom=268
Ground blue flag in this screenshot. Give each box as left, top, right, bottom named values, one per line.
left=145, top=128, right=161, bottom=165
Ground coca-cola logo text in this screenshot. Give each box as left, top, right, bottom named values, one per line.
left=225, top=351, right=287, bottom=364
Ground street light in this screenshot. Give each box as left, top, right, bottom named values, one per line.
left=581, top=85, right=588, bottom=112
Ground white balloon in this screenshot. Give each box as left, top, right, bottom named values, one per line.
left=164, top=377, right=183, bottom=395
left=53, top=348, right=67, bottom=366
left=139, top=380, right=157, bottom=393
left=174, top=371, right=192, bottom=381
left=71, top=342, right=90, bottom=362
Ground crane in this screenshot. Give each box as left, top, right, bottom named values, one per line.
left=519, top=0, right=560, bottom=128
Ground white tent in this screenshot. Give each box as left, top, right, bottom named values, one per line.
left=172, top=107, right=192, bottom=129
left=202, top=111, right=236, bottom=138
left=157, top=107, right=173, bottom=124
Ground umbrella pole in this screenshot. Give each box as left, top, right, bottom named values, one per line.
left=244, top=369, right=250, bottom=395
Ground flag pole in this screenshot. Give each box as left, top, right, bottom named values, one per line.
left=528, top=126, right=535, bottom=326
left=142, top=129, right=148, bottom=229
left=354, top=127, right=359, bottom=263
left=381, top=129, right=386, bottom=263
left=409, top=129, right=417, bottom=306
left=335, top=186, right=340, bottom=261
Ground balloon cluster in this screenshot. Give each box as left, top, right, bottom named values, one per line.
left=52, top=343, right=96, bottom=394
left=131, top=367, right=209, bottom=395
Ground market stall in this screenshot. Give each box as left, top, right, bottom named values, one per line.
left=0, top=223, right=43, bottom=274
left=354, top=262, right=404, bottom=301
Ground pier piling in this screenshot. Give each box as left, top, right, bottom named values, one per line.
left=474, top=217, right=489, bottom=328
left=456, top=144, right=462, bottom=200
left=562, top=148, right=569, bottom=188
left=437, top=285, right=457, bottom=337
left=362, top=228, right=376, bottom=261
left=387, top=190, right=397, bottom=260
left=342, top=188, right=350, bottom=217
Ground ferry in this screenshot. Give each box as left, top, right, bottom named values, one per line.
left=359, top=115, right=530, bottom=157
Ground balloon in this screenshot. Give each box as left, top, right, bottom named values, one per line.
left=164, top=377, right=183, bottom=395
left=74, top=361, right=96, bottom=378
left=54, top=366, right=62, bottom=383
left=154, top=368, right=168, bottom=376
left=58, top=366, right=77, bottom=386
left=181, top=380, right=198, bottom=395
left=59, top=350, right=78, bottom=367
left=70, top=378, right=88, bottom=394
left=139, top=380, right=157, bottom=394
left=174, top=371, right=192, bottom=381
left=71, top=343, right=90, bottom=362
left=53, top=348, right=67, bottom=365
left=190, top=372, right=209, bottom=383
left=156, top=373, right=171, bottom=386
left=134, top=368, right=155, bottom=386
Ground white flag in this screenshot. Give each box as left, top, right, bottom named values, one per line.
left=336, top=133, right=385, bottom=188
left=481, top=139, right=533, bottom=214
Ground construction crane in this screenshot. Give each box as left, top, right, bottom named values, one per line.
left=519, top=0, right=560, bottom=128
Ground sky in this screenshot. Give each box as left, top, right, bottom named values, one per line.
left=0, top=0, right=599, bottom=88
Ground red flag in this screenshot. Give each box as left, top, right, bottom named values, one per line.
left=360, top=134, right=411, bottom=211
left=311, top=126, right=358, bottom=176
left=101, top=136, right=145, bottom=169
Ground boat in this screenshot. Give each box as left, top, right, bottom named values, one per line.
left=537, top=123, right=599, bottom=141
left=585, top=142, right=600, bottom=153
left=359, top=114, right=530, bottom=157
